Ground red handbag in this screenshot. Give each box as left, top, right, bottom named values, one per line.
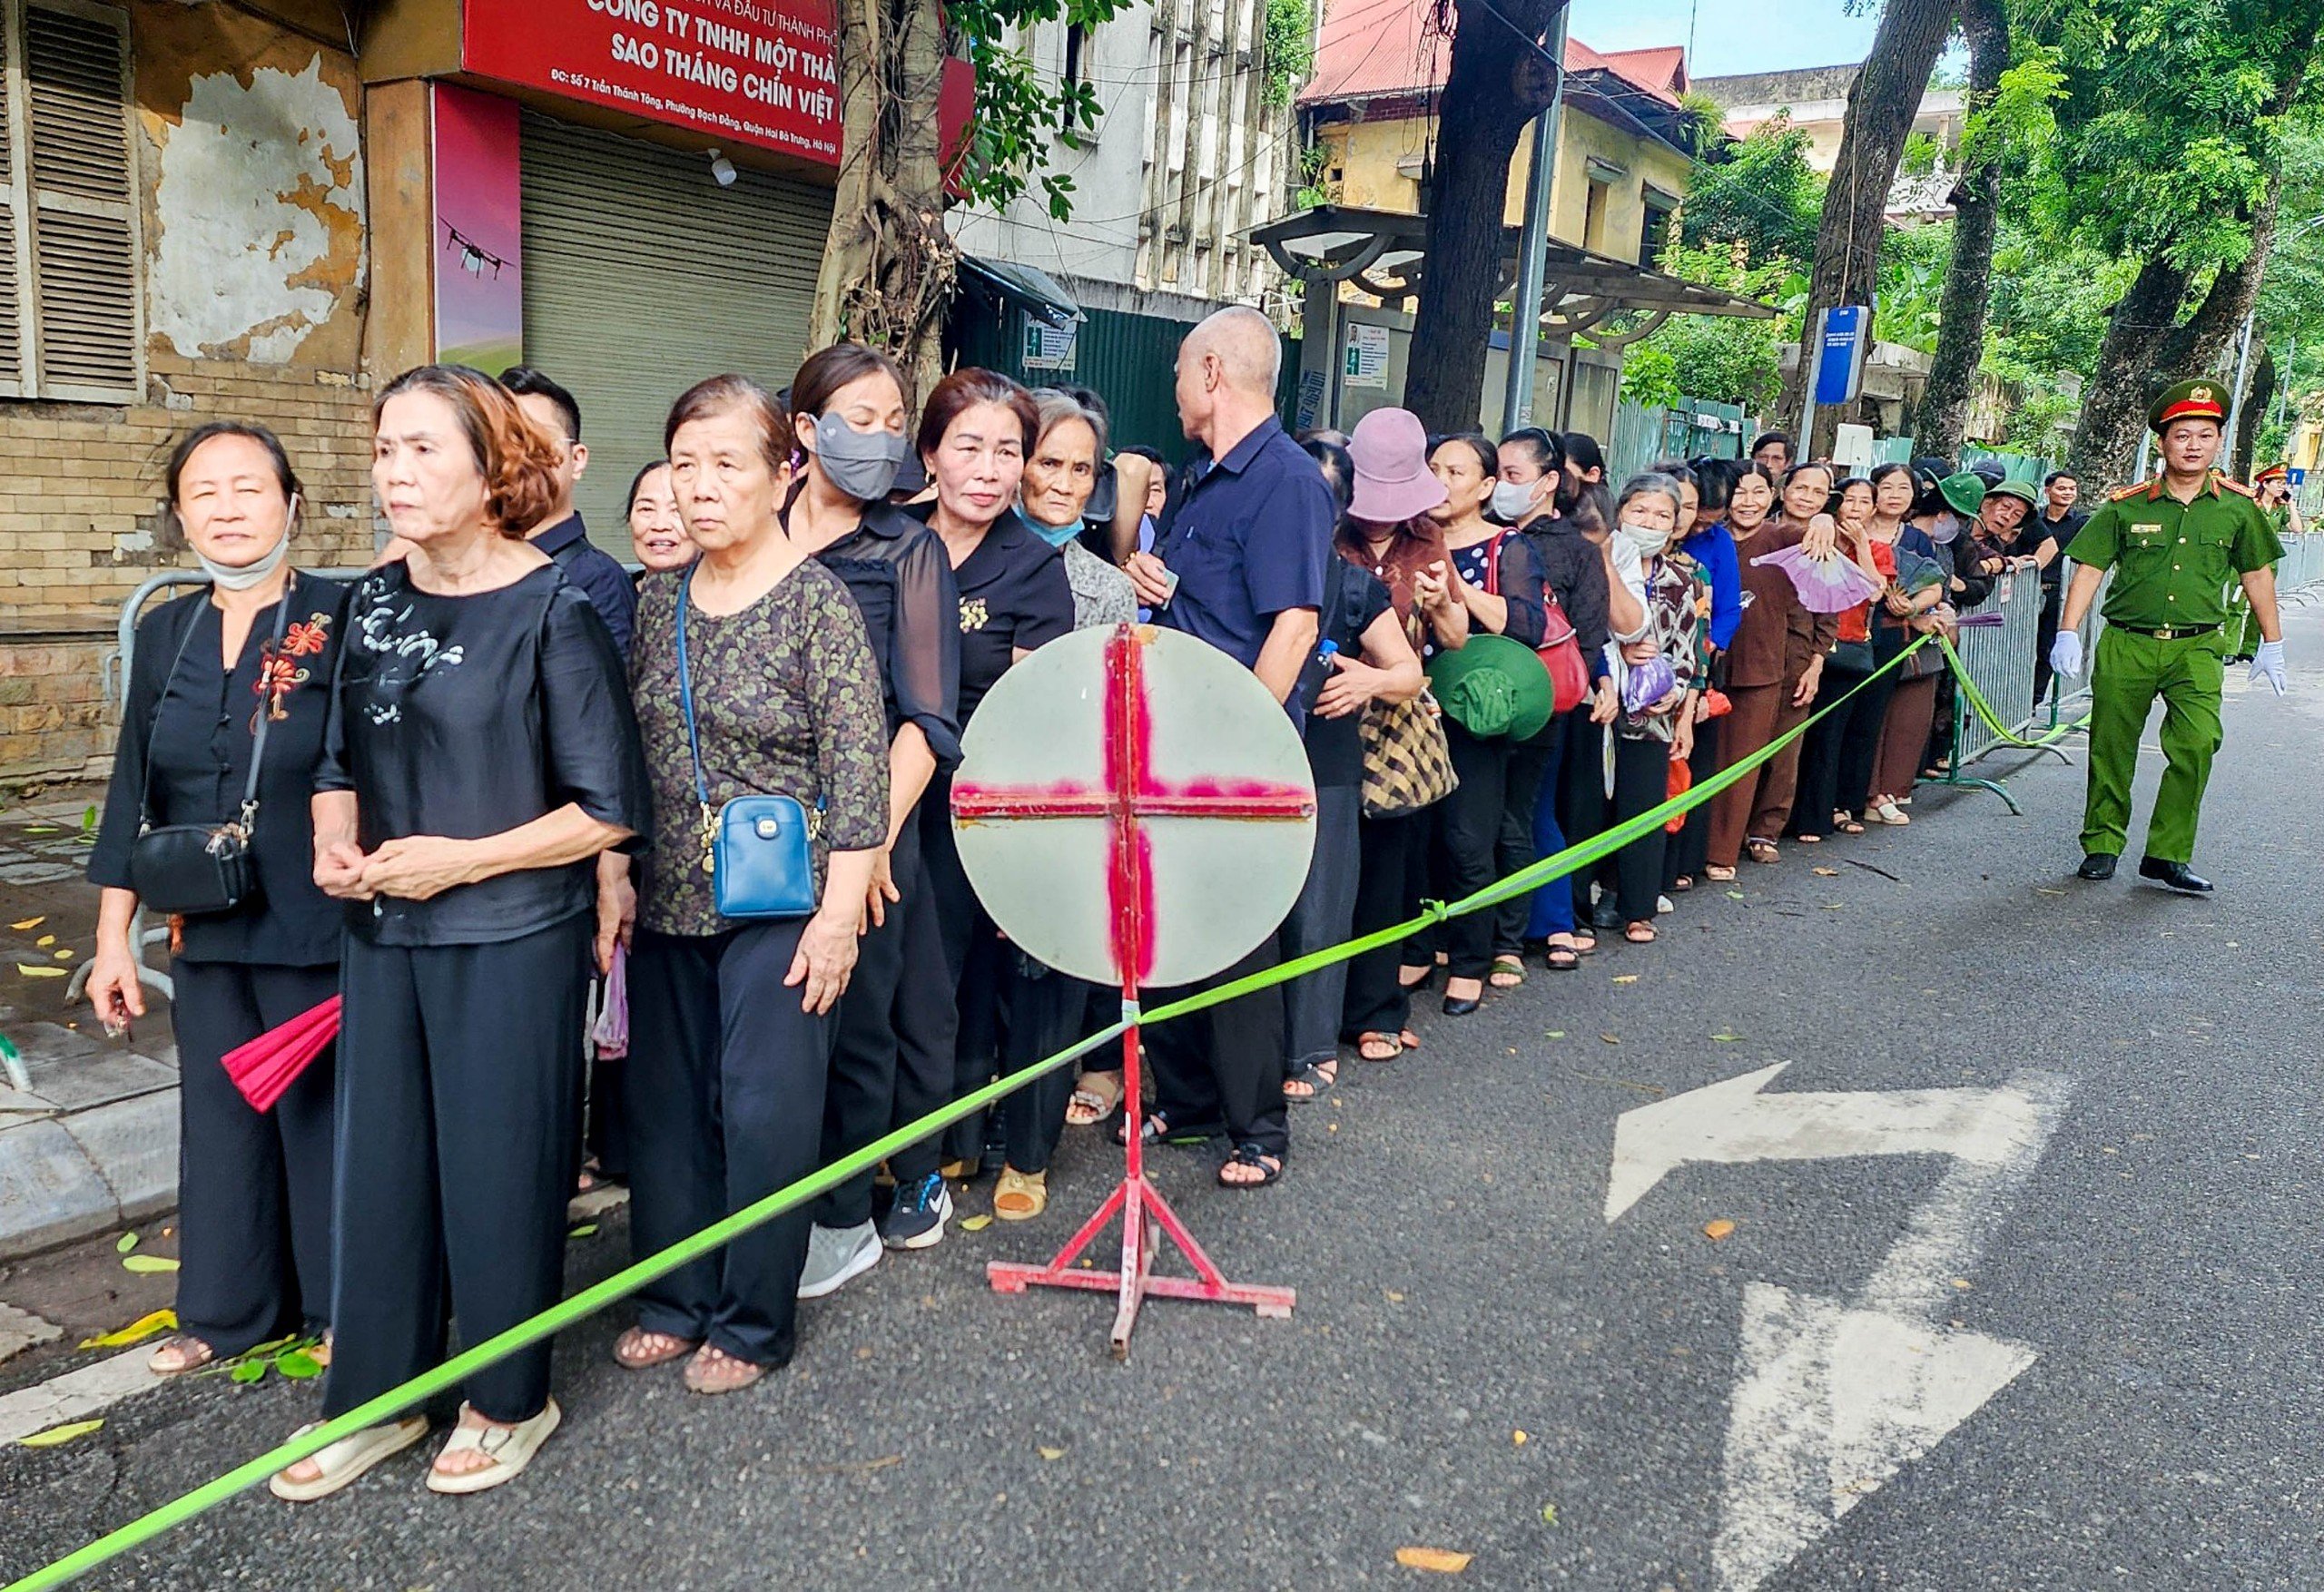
left=1484, top=531, right=1590, bottom=714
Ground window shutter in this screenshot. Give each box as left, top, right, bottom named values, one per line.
left=0, top=13, right=25, bottom=396
left=25, top=1, right=135, bottom=399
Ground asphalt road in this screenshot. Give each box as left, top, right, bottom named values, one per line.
left=5, top=605, right=2320, bottom=1592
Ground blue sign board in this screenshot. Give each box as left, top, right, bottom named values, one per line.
left=2290, top=467, right=2308, bottom=486
left=1812, top=305, right=1871, bottom=407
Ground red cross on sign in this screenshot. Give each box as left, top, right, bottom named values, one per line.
left=950, top=624, right=1318, bottom=992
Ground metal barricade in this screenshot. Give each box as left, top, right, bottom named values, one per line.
left=1929, top=566, right=2067, bottom=812
left=2278, top=533, right=2323, bottom=602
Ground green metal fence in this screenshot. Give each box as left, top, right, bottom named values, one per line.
left=1606, top=398, right=1748, bottom=483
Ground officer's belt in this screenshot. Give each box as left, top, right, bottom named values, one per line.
left=2109, top=622, right=2219, bottom=640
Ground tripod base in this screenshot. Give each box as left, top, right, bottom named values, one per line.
left=988, top=1170, right=1295, bottom=1359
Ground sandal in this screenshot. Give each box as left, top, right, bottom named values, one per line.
left=269, top=1416, right=430, bottom=1502
left=1871, top=798, right=1909, bottom=825
left=148, top=1334, right=216, bottom=1376
left=1399, top=1029, right=1422, bottom=1052
left=1354, top=1032, right=1403, bottom=1063
left=681, top=1346, right=765, bottom=1397
left=1115, top=1110, right=1222, bottom=1147
left=613, top=1327, right=698, bottom=1370
left=426, top=1400, right=562, bottom=1492
left=1705, top=864, right=1738, bottom=882
left=1285, top=1059, right=1340, bottom=1101
left=1066, top=1071, right=1123, bottom=1127
left=1669, top=874, right=1694, bottom=893
left=1569, top=929, right=1598, bottom=955
left=1624, top=920, right=1657, bottom=944
left=1217, top=1143, right=1284, bottom=1189
left=1833, top=811, right=1866, bottom=835
left=1398, top=965, right=1437, bottom=993
left=993, top=1165, right=1048, bottom=1221
left=1489, top=955, right=1526, bottom=990
left=1541, top=937, right=1580, bottom=972
left=1746, top=839, right=1780, bottom=865
left=1795, top=831, right=1823, bottom=844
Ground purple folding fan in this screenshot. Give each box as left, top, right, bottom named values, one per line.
left=1749, top=544, right=1885, bottom=614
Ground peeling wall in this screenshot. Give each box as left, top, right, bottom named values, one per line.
left=130, top=3, right=367, bottom=369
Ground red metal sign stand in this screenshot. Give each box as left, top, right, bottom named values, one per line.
left=953, top=624, right=1307, bottom=1358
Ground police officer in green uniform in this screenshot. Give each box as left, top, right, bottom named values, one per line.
left=2050, top=379, right=2289, bottom=892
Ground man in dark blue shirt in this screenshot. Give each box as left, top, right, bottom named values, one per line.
left=503, top=366, right=637, bottom=657
left=1124, top=307, right=1330, bottom=1188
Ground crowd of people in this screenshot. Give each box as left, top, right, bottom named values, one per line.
left=77, top=306, right=2124, bottom=1501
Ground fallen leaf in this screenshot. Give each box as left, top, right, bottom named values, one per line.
left=1384, top=1290, right=1405, bottom=1303
left=1395, top=1548, right=1472, bottom=1574
left=34, top=934, right=54, bottom=947
left=1599, top=1033, right=1620, bottom=1045
left=566, top=1223, right=599, bottom=1239
left=23, top=825, right=54, bottom=834
left=1611, top=974, right=1639, bottom=985
left=1725, top=889, right=1746, bottom=899
left=958, top=1214, right=993, bottom=1232
left=16, top=964, right=64, bottom=978
left=1710, top=1032, right=1744, bottom=1043
left=1822, top=903, right=1846, bottom=910
left=273, top=1350, right=323, bottom=1380
left=115, top=1232, right=139, bottom=1253
left=1812, top=867, right=1839, bottom=877
left=1544, top=1030, right=1566, bottom=1039
left=1512, top=1429, right=1528, bottom=1446
left=1702, top=1219, right=1738, bottom=1242
left=9, top=917, right=42, bottom=930
left=18, top=1419, right=103, bottom=1448
left=79, top=1309, right=177, bottom=1350
left=53, top=949, right=72, bottom=960
left=1541, top=1502, right=1560, bottom=1527
left=1036, top=1445, right=1066, bottom=1461
left=2034, top=887, right=2065, bottom=897
left=230, top=1360, right=267, bottom=1383
left=1952, top=1278, right=1972, bottom=1291
left=122, top=1254, right=181, bottom=1274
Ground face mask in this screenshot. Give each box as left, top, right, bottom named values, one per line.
left=196, top=504, right=293, bottom=591
left=1029, top=514, right=1081, bottom=549
left=1614, top=519, right=1668, bottom=559
left=1489, top=479, right=1541, bottom=524
left=812, top=411, right=907, bottom=501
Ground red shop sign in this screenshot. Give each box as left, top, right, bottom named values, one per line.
left=465, top=0, right=846, bottom=164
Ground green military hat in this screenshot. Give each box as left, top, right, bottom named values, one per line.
left=2148, top=378, right=2229, bottom=434
left=1425, top=634, right=1554, bottom=741
left=1984, top=478, right=2039, bottom=509
left=1936, top=471, right=1987, bottom=516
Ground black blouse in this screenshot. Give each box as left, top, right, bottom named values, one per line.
left=318, top=562, right=650, bottom=948
left=812, top=500, right=964, bottom=769
left=917, top=506, right=1075, bottom=726
left=88, top=573, right=350, bottom=967
left=1423, top=530, right=1548, bottom=660
left=1301, top=558, right=1395, bottom=791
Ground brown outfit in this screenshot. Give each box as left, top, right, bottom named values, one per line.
left=1874, top=675, right=1939, bottom=800
left=1708, top=516, right=1838, bottom=867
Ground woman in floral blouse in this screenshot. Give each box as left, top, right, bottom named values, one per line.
left=613, top=375, right=890, bottom=1397
left=1603, top=474, right=1703, bottom=946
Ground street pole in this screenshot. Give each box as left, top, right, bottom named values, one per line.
left=2224, top=308, right=2257, bottom=477
left=1499, top=5, right=1571, bottom=435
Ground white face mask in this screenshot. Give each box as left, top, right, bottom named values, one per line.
left=195, top=496, right=296, bottom=590
left=1490, top=479, right=1541, bottom=524
left=1614, top=518, right=1668, bottom=559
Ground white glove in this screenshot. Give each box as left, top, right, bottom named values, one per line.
left=2049, top=631, right=2083, bottom=679
left=2249, top=638, right=2287, bottom=696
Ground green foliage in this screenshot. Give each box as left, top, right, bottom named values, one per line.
left=1294, top=141, right=1331, bottom=211
left=1625, top=246, right=1809, bottom=411
left=1997, top=387, right=2081, bottom=454
left=1679, top=115, right=1825, bottom=270
left=1899, top=132, right=1945, bottom=179
left=1675, top=91, right=1728, bottom=155
left=1261, top=0, right=1315, bottom=110
left=953, top=0, right=1137, bottom=221
left=1876, top=222, right=1954, bottom=354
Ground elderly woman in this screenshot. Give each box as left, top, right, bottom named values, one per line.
left=271, top=365, right=647, bottom=1501
left=1600, top=474, right=1702, bottom=944
left=780, top=344, right=964, bottom=1289
left=900, top=371, right=1076, bottom=1213
left=626, top=459, right=691, bottom=573
left=1789, top=477, right=1894, bottom=843
left=610, top=377, right=890, bottom=1393
left=1704, top=462, right=1837, bottom=880
left=86, top=423, right=349, bottom=1381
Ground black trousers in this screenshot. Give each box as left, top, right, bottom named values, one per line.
left=993, top=957, right=1087, bottom=1176
left=2033, top=585, right=2063, bottom=711
left=1417, top=722, right=1511, bottom=981
left=817, top=816, right=953, bottom=1227
left=168, top=958, right=337, bottom=1355
left=1492, top=724, right=1558, bottom=956
left=1609, top=736, right=1674, bottom=924
left=324, top=917, right=589, bottom=1426
left=1666, top=715, right=1721, bottom=889
left=1342, top=811, right=1425, bottom=1039
left=1793, top=660, right=1871, bottom=835
left=624, top=920, right=833, bottom=1368
left=1146, top=932, right=1287, bottom=1157
left=1556, top=704, right=1609, bottom=921
left=1280, top=781, right=1361, bottom=1075
left=584, top=989, right=626, bottom=1181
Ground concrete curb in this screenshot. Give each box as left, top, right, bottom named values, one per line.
left=0, top=1089, right=178, bottom=1258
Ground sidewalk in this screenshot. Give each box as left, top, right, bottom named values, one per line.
left=0, top=789, right=181, bottom=1263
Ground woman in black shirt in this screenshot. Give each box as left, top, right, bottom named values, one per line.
left=272, top=366, right=647, bottom=1503
left=906, top=370, right=1077, bottom=1215
left=86, top=423, right=348, bottom=1380
left=779, top=344, right=964, bottom=1284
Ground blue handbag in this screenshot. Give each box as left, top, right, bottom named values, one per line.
left=675, top=570, right=822, bottom=919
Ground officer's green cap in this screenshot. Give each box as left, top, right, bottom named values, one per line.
left=2149, top=378, right=2228, bottom=434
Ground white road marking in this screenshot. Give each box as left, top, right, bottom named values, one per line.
left=1605, top=1065, right=2072, bottom=1592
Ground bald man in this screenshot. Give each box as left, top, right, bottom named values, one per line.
left=1122, top=305, right=1332, bottom=1189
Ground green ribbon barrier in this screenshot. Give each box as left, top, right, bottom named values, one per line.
left=6, top=636, right=1935, bottom=1592
left=1935, top=634, right=2088, bottom=751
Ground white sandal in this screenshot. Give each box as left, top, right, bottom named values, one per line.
left=268, top=1416, right=429, bottom=1502
left=1871, top=797, right=1910, bottom=825
left=424, top=1399, right=561, bottom=1495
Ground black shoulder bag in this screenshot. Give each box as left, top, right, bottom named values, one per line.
left=126, top=594, right=293, bottom=917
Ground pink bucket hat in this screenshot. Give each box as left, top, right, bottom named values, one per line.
left=1346, top=408, right=1447, bottom=523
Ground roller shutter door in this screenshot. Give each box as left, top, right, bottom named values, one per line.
left=520, top=112, right=833, bottom=551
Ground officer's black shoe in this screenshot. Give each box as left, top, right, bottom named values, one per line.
left=2138, top=857, right=2212, bottom=893
left=2076, top=852, right=2118, bottom=881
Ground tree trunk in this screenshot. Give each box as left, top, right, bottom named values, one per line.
left=2235, top=342, right=2276, bottom=479
left=2067, top=254, right=2190, bottom=484
left=1777, top=0, right=1956, bottom=457
left=811, top=0, right=952, bottom=399
left=1402, top=0, right=1561, bottom=432
left=1909, top=0, right=2005, bottom=457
